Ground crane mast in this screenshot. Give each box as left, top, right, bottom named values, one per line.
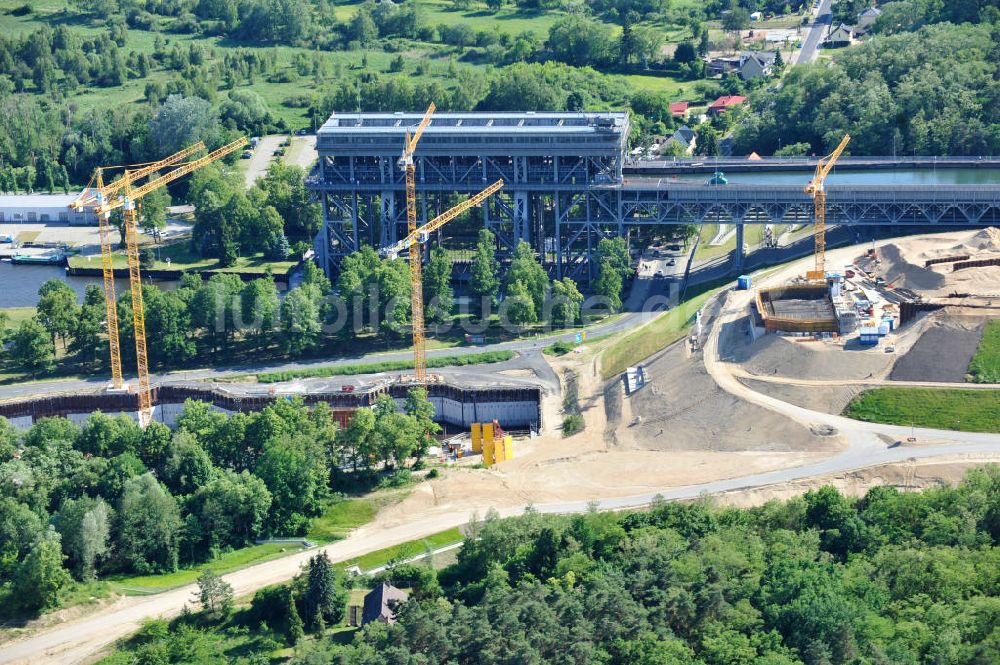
left=401, top=104, right=436, bottom=383
left=92, top=136, right=248, bottom=426
left=74, top=142, right=207, bottom=389
left=805, top=134, right=851, bottom=281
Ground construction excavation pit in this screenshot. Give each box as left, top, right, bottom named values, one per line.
left=755, top=284, right=838, bottom=334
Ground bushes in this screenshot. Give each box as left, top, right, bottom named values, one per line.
left=256, top=351, right=515, bottom=383
left=561, top=414, right=584, bottom=437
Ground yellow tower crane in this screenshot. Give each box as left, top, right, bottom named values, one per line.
left=804, top=134, right=851, bottom=281
left=383, top=180, right=505, bottom=382
left=92, top=137, right=248, bottom=426
left=71, top=142, right=207, bottom=390
left=399, top=104, right=436, bottom=382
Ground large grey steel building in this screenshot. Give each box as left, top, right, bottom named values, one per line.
left=308, top=111, right=1000, bottom=279
left=309, top=111, right=629, bottom=280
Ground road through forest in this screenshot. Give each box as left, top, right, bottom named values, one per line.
left=4, top=241, right=999, bottom=664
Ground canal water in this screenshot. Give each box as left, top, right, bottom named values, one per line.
left=2, top=168, right=998, bottom=308
left=671, top=167, right=1000, bottom=186
left=0, top=261, right=140, bottom=308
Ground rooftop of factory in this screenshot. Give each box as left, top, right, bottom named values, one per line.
left=319, top=111, right=629, bottom=135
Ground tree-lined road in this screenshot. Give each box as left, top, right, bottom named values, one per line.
left=795, top=0, right=832, bottom=64
left=4, top=241, right=999, bottom=665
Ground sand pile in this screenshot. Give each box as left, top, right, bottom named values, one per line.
left=879, top=243, right=948, bottom=291
left=889, top=314, right=988, bottom=383
left=878, top=228, right=1000, bottom=297
left=733, top=333, right=894, bottom=381
left=621, top=335, right=845, bottom=453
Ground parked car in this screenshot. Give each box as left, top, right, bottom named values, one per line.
left=667, top=258, right=676, bottom=266
left=241, top=151, right=254, bottom=159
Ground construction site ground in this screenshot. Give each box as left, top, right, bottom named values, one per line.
left=4, top=231, right=1000, bottom=665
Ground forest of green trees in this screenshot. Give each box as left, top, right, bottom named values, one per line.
left=0, top=231, right=628, bottom=380
left=1, top=0, right=999, bottom=195
left=0, top=391, right=439, bottom=616
left=734, top=19, right=1000, bottom=156
left=93, top=465, right=1000, bottom=664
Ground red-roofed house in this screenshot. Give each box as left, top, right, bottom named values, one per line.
left=669, top=101, right=690, bottom=119
left=707, top=95, right=748, bottom=116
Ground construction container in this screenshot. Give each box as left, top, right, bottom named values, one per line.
left=881, top=316, right=894, bottom=331
left=737, top=275, right=752, bottom=290
left=482, top=422, right=494, bottom=449
left=504, top=434, right=513, bottom=460
left=471, top=423, right=482, bottom=453
left=859, top=327, right=880, bottom=345
left=483, top=438, right=495, bottom=467
left=830, top=282, right=841, bottom=298
left=877, top=324, right=890, bottom=336
left=494, top=436, right=506, bottom=463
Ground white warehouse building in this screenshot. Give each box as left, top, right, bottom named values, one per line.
left=0, top=192, right=97, bottom=225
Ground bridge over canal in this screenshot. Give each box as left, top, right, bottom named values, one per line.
left=307, top=111, right=1000, bottom=280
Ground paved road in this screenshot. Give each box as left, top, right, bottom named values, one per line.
left=4, top=243, right=999, bottom=664
left=0, top=296, right=661, bottom=403
left=241, top=135, right=284, bottom=188
left=795, top=0, right=832, bottom=64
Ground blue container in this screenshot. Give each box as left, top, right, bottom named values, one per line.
left=878, top=324, right=890, bottom=336
left=830, top=282, right=842, bottom=298
left=881, top=316, right=894, bottom=331
left=859, top=327, right=880, bottom=345
left=737, top=275, right=752, bottom=290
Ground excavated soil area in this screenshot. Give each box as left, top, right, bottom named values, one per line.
left=728, top=320, right=895, bottom=381
left=889, top=315, right=987, bottom=383
left=874, top=227, right=1000, bottom=297
left=624, top=340, right=844, bottom=452
left=737, top=378, right=861, bottom=415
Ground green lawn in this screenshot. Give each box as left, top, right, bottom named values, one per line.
left=307, top=491, right=412, bottom=544
left=253, top=350, right=515, bottom=383
left=843, top=388, right=1000, bottom=433
left=109, top=542, right=309, bottom=594
left=968, top=319, right=1000, bottom=384
left=335, top=527, right=464, bottom=573
left=601, top=286, right=719, bottom=379
left=0, top=307, right=37, bottom=326
left=67, top=242, right=298, bottom=275
left=1, top=0, right=697, bottom=132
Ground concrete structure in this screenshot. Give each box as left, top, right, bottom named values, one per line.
left=0, top=192, right=95, bottom=225
left=755, top=285, right=838, bottom=334
left=310, top=111, right=629, bottom=280
left=0, top=381, right=543, bottom=431
left=308, top=112, right=1000, bottom=278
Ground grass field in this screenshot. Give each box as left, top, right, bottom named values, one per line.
left=335, top=527, right=464, bottom=573
left=0, top=306, right=37, bottom=327
left=110, top=542, right=310, bottom=594
left=843, top=387, right=1000, bottom=433
left=254, top=350, right=515, bottom=382
left=600, top=286, right=718, bottom=379
left=67, top=242, right=298, bottom=275
left=967, top=319, right=1000, bottom=383
left=307, top=490, right=411, bottom=543
left=0, top=0, right=700, bottom=131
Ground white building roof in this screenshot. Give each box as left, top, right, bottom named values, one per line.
left=0, top=193, right=82, bottom=209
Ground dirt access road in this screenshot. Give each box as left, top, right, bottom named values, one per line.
left=4, top=237, right=999, bottom=664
